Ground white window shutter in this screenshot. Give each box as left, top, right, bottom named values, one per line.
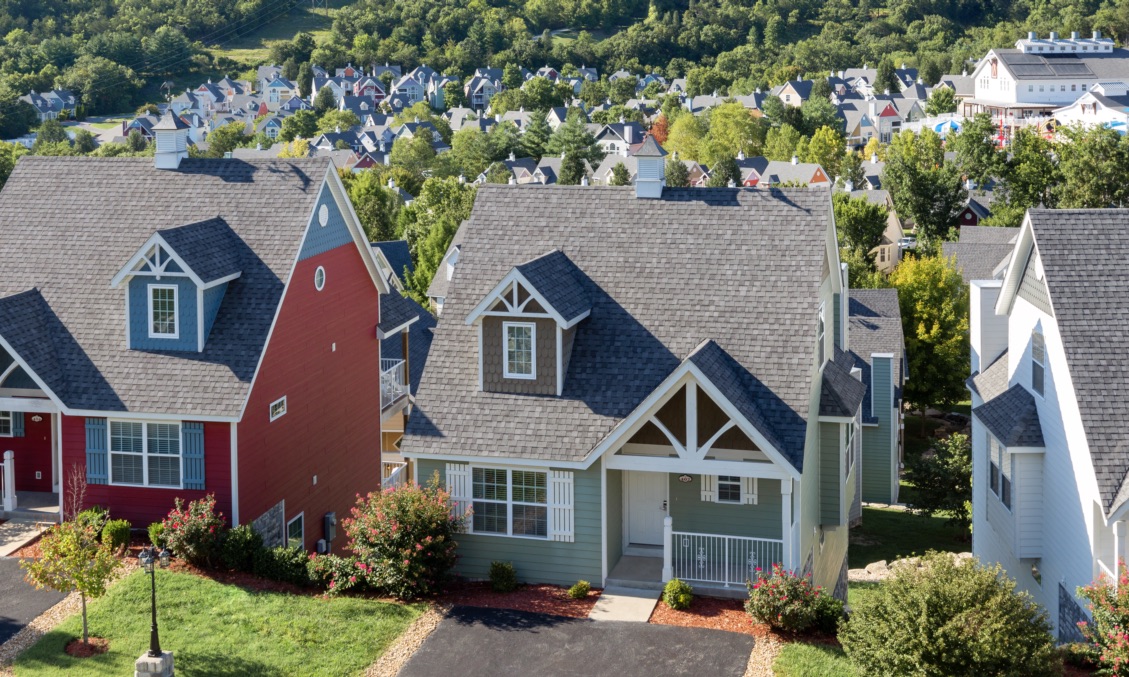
left=743, top=477, right=759, bottom=505
left=701, top=475, right=716, bottom=502
left=548, top=470, right=574, bottom=542
left=445, top=463, right=471, bottom=521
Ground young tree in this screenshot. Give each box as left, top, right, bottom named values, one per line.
left=833, top=192, right=888, bottom=255
left=277, top=138, right=311, bottom=158
left=280, top=109, right=318, bottom=141
left=402, top=178, right=477, bottom=301
left=924, top=87, right=957, bottom=115
left=484, top=161, right=512, bottom=184
left=22, top=521, right=120, bottom=646
left=665, top=157, right=691, bottom=187
left=313, top=85, right=337, bottom=115
left=702, top=102, right=761, bottom=167
left=443, top=81, right=466, bottom=109
left=297, top=62, right=314, bottom=99
left=805, top=125, right=845, bottom=178
left=449, top=128, right=493, bottom=178
left=905, top=433, right=972, bottom=529
left=34, top=119, right=69, bottom=147
left=72, top=128, right=96, bottom=154
left=558, top=152, right=588, bottom=185
left=609, top=161, right=631, bottom=186
left=889, top=255, right=969, bottom=414
left=502, top=63, right=524, bottom=90
left=126, top=129, right=148, bottom=152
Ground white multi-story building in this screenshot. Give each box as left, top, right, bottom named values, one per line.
left=968, top=208, right=1129, bottom=642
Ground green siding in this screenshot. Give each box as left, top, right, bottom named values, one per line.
left=668, top=475, right=782, bottom=539
left=606, top=468, right=623, bottom=572
left=820, top=422, right=841, bottom=525
left=833, top=293, right=842, bottom=349
left=862, top=357, right=894, bottom=503
left=416, top=459, right=602, bottom=587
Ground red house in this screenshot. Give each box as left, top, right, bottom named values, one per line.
left=0, top=112, right=413, bottom=551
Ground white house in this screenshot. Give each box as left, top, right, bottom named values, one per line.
left=1052, top=82, right=1129, bottom=132
left=968, top=208, right=1129, bottom=643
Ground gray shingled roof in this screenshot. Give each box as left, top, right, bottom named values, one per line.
left=158, top=218, right=243, bottom=284
left=379, top=291, right=421, bottom=335
left=403, top=185, right=831, bottom=467
left=942, top=242, right=1015, bottom=284
left=973, top=383, right=1044, bottom=447
left=381, top=295, right=435, bottom=397
left=372, top=240, right=414, bottom=287
left=968, top=350, right=1009, bottom=402
left=514, top=250, right=591, bottom=323
left=820, top=350, right=867, bottom=418
left=425, top=223, right=467, bottom=301
left=0, top=156, right=332, bottom=416
left=848, top=289, right=905, bottom=423
left=1027, top=209, right=1129, bottom=512
left=958, top=225, right=1019, bottom=244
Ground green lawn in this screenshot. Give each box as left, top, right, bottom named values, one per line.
left=773, top=643, right=855, bottom=676
left=848, top=506, right=967, bottom=569
left=15, top=570, right=422, bottom=677
left=209, top=2, right=353, bottom=68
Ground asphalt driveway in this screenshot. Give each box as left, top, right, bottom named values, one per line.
left=0, top=557, right=65, bottom=644
left=400, top=606, right=755, bottom=677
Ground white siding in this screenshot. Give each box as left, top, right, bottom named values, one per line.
left=1016, top=452, right=1044, bottom=558
left=970, top=281, right=1007, bottom=374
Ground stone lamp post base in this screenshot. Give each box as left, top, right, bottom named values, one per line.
left=135, top=650, right=174, bottom=677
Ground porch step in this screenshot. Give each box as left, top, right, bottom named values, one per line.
left=589, top=586, right=660, bottom=622
left=623, top=544, right=663, bottom=558
left=604, top=577, right=666, bottom=591
left=0, top=508, right=59, bottom=524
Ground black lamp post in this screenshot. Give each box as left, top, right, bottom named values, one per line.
left=138, top=546, right=171, bottom=658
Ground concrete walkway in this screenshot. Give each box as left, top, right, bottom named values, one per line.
left=0, top=519, right=43, bottom=558
left=588, top=585, right=660, bottom=622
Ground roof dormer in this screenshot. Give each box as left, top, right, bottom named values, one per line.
left=466, top=250, right=590, bottom=396
left=111, top=218, right=243, bottom=352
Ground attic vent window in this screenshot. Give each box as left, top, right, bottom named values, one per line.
left=318, top=204, right=329, bottom=227
left=148, top=285, right=178, bottom=338
left=270, top=396, right=287, bottom=422
left=314, top=266, right=326, bottom=291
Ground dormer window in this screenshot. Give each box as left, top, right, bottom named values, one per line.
left=149, top=285, right=178, bottom=338
left=503, top=322, right=536, bottom=379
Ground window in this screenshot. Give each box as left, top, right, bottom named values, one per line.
left=845, top=422, right=856, bottom=476
left=503, top=322, right=535, bottom=379
left=817, top=304, right=826, bottom=366
left=148, top=285, right=178, bottom=338
left=109, top=421, right=181, bottom=488
left=1073, top=83, right=1077, bottom=91
left=989, top=436, right=1011, bottom=509
left=0, top=411, right=11, bottom=436
left=287, top=514, right=304, bottom=549
left=1032, top=331, right=1046, bottom=396
left=471, top=467, right=548, bottom=538
left=270, top=396, right=287, bottom=421
left=717, top=476, right=742, bottom=503
left=1028, top=85, right=1033, bottom=92
left=314, top=266, right=326, bottom=291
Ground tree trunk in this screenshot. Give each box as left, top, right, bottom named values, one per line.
left=81, top=592, right=88, bottom=646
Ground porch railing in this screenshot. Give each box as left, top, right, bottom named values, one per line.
left=1, top=450, right=15, bottom=511
left=1099, top=558, right=1119, bottom=590
left=667, top=525, right=784, bottom=588
left=382, top=462, right=407, bottom=491
left=380, top=359, right=409, bottom=410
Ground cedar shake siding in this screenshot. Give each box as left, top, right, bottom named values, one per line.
left=482, top=316, right=557, bottom=395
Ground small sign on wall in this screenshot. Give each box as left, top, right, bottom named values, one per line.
left=678, top=474, right=693, bottom=483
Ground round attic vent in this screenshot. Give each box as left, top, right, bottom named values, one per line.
left=318, top=204, right=329, bottom=227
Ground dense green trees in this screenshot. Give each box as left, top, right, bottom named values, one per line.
left=882, top=129, right=967, bottom=243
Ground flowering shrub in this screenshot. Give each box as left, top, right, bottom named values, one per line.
left=1079, top=559, right=1129, bottom=676
left=745, top=563, right=822, bottom=632
left=161, top=494, right=226, bottom=567
left=308, top=554, right=368, bottom=595
left=342, top=474, right=463, bottom=600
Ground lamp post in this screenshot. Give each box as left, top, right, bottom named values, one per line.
left=138, top=546, right=171, bottom=658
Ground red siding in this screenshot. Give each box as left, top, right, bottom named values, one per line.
left=61, top=414, right=233, bottom=526
left=6, top=414, right=53, bottom=492
left=237, top=240, right=382, bottom=546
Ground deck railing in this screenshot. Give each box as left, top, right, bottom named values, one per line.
left=666, top=523, right=784, bottom=588
left=380, top=359, right=408, bottom=410
left=382, top=462, right=408, bottom=491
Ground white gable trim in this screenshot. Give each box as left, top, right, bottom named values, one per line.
left=371, top=247, right=404, bottom=292
left=464, top=268, right=589, bottom=328
left=325, top=164, right=390, bottom=295
left=996, top=214, right=1038, bottom=316
left=0, top=333, right=68, bottom=413
left=111, top=234, right=203, bottom=288
left=583, top=360, right=801, bottom=479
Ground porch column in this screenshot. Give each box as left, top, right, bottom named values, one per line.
left=2, top=450, right=15, bottom=511
left=661, top=515, right=673, bottom=582
left=781, top=478, right=793, bottom=572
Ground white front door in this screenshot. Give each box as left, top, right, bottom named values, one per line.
left=627, top=471, right=667, bottom=546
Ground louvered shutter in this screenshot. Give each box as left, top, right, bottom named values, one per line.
left=12, top=412, right=24, bottom=437
left=743, top=477, right=759, bottom=505
left=85, top=418, right=108, bottom=485
left=445, top=463, right=471, bottom=522
left=701, top=475, right=716, bottom=502
left=548, top=470, right=574, bottom=542
left=182, top=422, right=205, bottom=490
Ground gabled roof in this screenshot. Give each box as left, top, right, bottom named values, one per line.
left=632, top=135, right=667, bottom=158
left=958, top=225, right=1019, bottom=244
left=403, top=185, right=832, bottom=467
left=848, top=289, right=905, bottom=423
left=820, top=348, right=867, bottom=418
left=0, top=157, right=351, bottom=417
left=968, top=349, right=1009, bottom=402
left=156, top=218, right=243, bottom=284
left=513, top=250, right=591, bottom=324
left=973, top=383, right=1044, bottom=447
left=378, top=289, right=421, bottom=337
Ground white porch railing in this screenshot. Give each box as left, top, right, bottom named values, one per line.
left=1099, top=558, right=1119, bottom=589
left=380, top=359, right=408, bottom=410
left=382, top=462, right=407, bottom=491
left=1, top=450, right=15, bottom=511
left=664, top=518, right=784, bottom=588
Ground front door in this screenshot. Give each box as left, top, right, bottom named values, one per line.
left=626, top=471, right=667, bottom=546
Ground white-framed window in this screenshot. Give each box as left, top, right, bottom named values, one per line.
left=717, top=476, right=742, bottom=503
left=270, top=396, right=287, bottom=422
left=989, top=435, right=1011, bottom=510
left=845, top=421, right=856, bottom=477
left=471, top=467, right=548, bottom=538
left=314, top=266, right=326, bottom=291
left=109, top=420, right=182, bottom=488
left=817, top=304, right=826, bottom=366
left=1032, top=330, right=1046, bottom=396
left=148, top=284, right=178, bottom=339
left=0, top=411, right=12, bottom=437
left=503, top=321, right=536, bottom=379
left=287, top=514, right=304, bottom=549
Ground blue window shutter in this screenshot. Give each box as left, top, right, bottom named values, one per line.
left=182, top=422, right=205, bottom=490
left=12, top=412, right=24, bottom=437
left=85, top=418, right=108, bottom=485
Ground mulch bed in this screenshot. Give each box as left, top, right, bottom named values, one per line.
left=8, top=533, right=43, bottom=559
left=436, top=581, right=600, bottom=618
left=63, top=637, right=109, bottom=658
left=649, top=597, right=759, bottom=635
